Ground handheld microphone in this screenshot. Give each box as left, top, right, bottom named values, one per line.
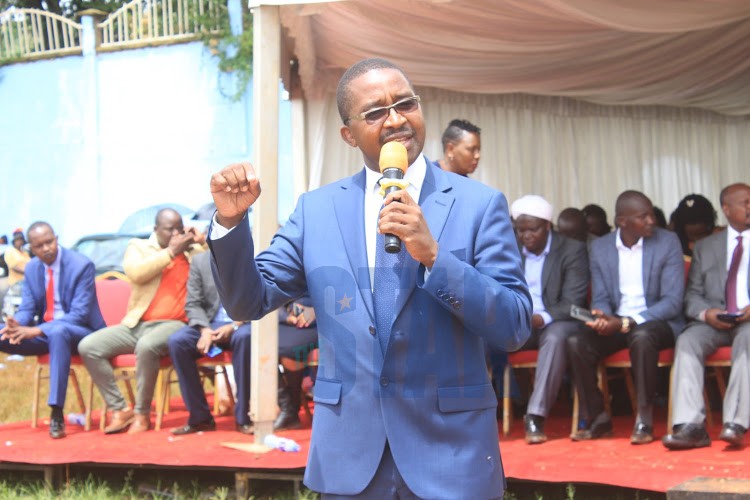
left=378, top=142, right=408, bottom=253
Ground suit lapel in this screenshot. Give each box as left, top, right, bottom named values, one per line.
left=541, top=233, right=560, bottom=291
left=716, top=231, right=729, bottom=293
left=390, top=163, right=454, bottom=328
left=642, top=235, right=654, bottom=295
left=333, top=170, right=375, bottom=322
left=607, top=235, right=620, bottom=305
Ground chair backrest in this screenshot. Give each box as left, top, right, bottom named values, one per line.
left=95, top=277, right=132, bottom=327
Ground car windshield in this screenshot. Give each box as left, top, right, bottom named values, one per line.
left=72, top=235, right=140, bottom=275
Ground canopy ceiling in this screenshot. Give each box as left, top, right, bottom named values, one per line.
left=272, top=0, right=750, bottom=115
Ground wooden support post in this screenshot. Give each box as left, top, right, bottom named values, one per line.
left=250, top=4, right=281, bottom=445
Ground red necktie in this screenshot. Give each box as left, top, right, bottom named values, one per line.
left=726, top=236, right=743, bottom=313
left=44, top=267, right=54, bottom=322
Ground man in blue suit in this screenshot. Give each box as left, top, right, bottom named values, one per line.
left=207, top=58, right=531, bottom=499
left=0, top=222, right=105, bottom=438
left=567, top=191, right=684, bottom=445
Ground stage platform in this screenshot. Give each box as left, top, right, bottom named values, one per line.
left=0, top=404, right=747, bottom=497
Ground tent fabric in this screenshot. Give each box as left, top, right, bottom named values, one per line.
left=305, top=88, right=750, bottom=221
left=279, top=0, right=750, bottom=116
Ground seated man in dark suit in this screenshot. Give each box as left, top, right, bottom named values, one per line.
left=510, top=195, right=589, bottom=444
left=275, top=297, right=318, bottom=431
left=663, top=183, right=750, bottom=449
left=0, top=222, right=105, bottom=439
left=168, top=250, right=253, bottom=435
left=567, top=191, right=684, bottom=444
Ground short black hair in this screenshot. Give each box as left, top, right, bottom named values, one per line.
left=652, top=206, right=667, bottom=228
left=582, top=204, right=607, bottom=222
left=719, top=182, right=750, bottom=206
left=614, top=190, right=650, bottom=218
left=336, top=58, right=411, bottom=124
left=155, top=208, right=181, bottom=225
left=671, top=194, right=716, bottom=255
left=26, top=221, right=54, bottom=240
left=441, top=119, right=481, bottom=151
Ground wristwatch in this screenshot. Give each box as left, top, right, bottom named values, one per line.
left=232, top=322, right=240, bottom=332
left=620, top=317, right=632, bottom=333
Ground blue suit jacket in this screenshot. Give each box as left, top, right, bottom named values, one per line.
left=15, top=247, right=106, bottom=334
left=589, top=228, right=685, bottom=336
left=210, top=162, right=531, bottom=498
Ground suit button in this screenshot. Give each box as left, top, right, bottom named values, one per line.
left=380, top=376, right=389, bottom=386
left=369, top=326, right=376, bottom=336
left=452, top=301, right=462, bottom=310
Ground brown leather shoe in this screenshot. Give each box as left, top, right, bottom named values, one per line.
left=126, top=413, right=151, bottom=434
left=103, top=408, right=135, bottom=434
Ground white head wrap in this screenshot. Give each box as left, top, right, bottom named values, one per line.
left=511, top=195, right=553, bottom=222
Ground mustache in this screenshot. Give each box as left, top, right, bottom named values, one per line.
left=381, top=127, right=413, bottom=143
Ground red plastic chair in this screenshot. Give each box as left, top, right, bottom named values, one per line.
left=502, top=350, right=539, bottom=436
left=31, top=272, right=131, bottom=429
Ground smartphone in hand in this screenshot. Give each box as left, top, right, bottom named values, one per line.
left=570, top=305, right=596, bottom=323
left=206, top=345, right=223, bottom=358
left=716, top=312, right=742, bottom=324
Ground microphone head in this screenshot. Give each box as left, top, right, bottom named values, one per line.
left=379, top=142, right=408, bottom=174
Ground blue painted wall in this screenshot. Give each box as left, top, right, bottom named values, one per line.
left=0, top=41, right=293, bottom=246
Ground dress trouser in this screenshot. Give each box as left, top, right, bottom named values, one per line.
left=78, top=320, right=184, bottom=414
left=566, top=320, right=674, bottom=426
left=522, top=320, right=582, bottom=418
left=671, top=321, right=750, bottom=429
left=167, top=321, right=252, bottom=426
left=0, top=321, right=91, bottom=407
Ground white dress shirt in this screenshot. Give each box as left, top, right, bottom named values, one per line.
left=522, top=233, right=552, bottom=327
left=615, top=229, right=647, bottom=324
left=364, top=154, right=427, bottom=288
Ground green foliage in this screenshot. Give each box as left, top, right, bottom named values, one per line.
left=567, top=483, right=576, bottom=499
left=199, top=5, right=253, bottom=102
left=0, top=0, right=128, bottom=19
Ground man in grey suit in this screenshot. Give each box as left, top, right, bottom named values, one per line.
left=167, top=251, right=254, bottom=435
left=509, top=195, right=589, bottom=444
left=663, top=182, right=750, bottom=449
left=567, top=191, right=684, bottom=444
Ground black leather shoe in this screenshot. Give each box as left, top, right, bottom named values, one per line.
left=49, top=418, right=66, bottom=439
left=719, top=423, right=746, bottom=447
left=662, top=423, right=711, bottom=450
left=630, top=423, right=654, bottom=445
left=570, top=414, right=613, bottom=441
left=524, top=414, right=547, bottom=444
left=170, top=418, right=216, bottom=435
left=236, top=423, right=254, bottom=435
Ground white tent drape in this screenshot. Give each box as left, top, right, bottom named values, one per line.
left=307, top=89, right=750, bottom=226
left=280, top=0, right=750, bottom=115
left=271, top=0, right=750, bottom=225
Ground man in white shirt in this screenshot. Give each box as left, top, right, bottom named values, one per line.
left=664, top=182, right=750, bottom=450
left=566, top=191, right=684, bottom=444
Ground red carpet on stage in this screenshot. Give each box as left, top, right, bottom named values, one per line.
left=0, top=402, right=747, bottom=493
left=0, top=404, right=309, bottom=470
left=500, top=412, right=750, bottom=492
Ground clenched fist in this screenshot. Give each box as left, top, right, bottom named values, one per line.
left=210, top=162, right=261, bottom=229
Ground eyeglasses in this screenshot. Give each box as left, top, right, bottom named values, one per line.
left=348, top=95, right=421, bottom=124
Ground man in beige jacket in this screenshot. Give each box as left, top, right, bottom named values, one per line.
left=79, top=208, right=203, bottom=434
